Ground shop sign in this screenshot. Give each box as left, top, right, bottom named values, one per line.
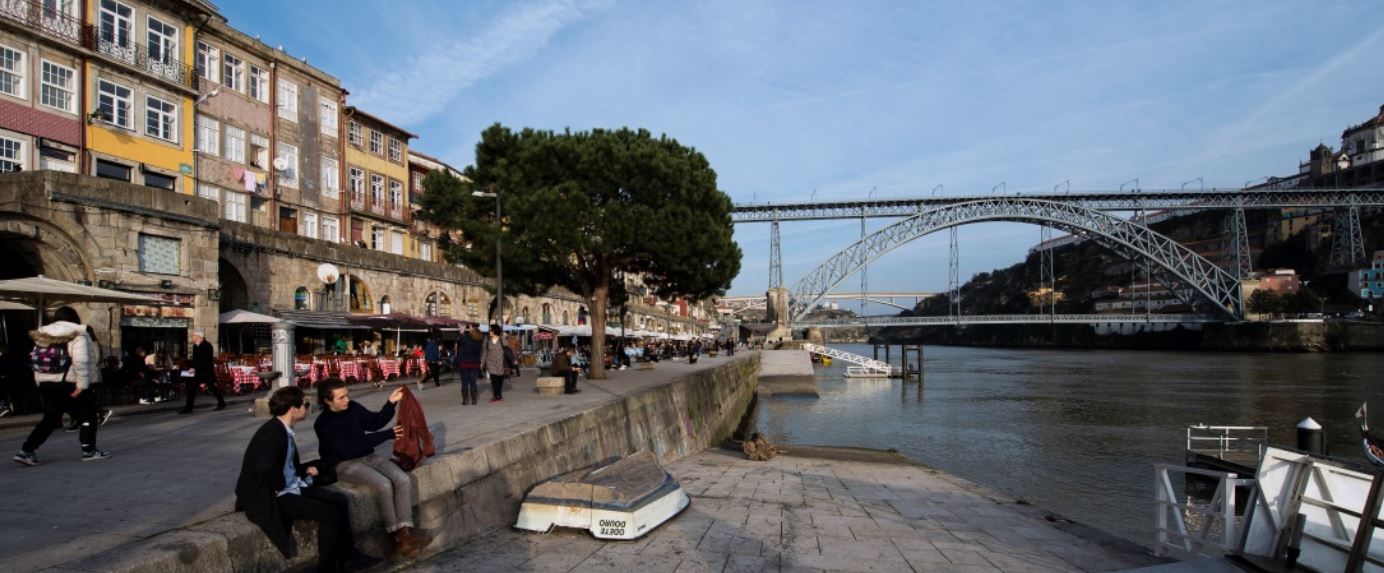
left=121, top=316, right=190, bottom=328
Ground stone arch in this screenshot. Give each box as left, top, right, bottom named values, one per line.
left=521, top=305, right=530, bottom=324
left=348, top=275, right=372, bottom=313
left=0, top=213, right=95, bottom=281
left=217, top=258, right=251, bottom=314
left=541, top=303, right=552, bottom=324
left=293, top=287, right=311, bottom=310
left=791, top=198, right=1243, bottom=320
left=562, top=310, right=570, bottom=326
left=379, top=295, right=392, bottom=314
left=425, top=291, right=452, bottom=317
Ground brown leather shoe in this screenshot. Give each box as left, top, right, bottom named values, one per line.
left=403, top=526, right=433, bottom=550
left=392, top=529, right=421, bottom=559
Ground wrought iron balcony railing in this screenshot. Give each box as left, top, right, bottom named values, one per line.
left=90, top=32, right=195, bottom=89
left=0, top=0, right=83, bottom=46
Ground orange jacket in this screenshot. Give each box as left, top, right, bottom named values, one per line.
left=391, top=387, right=435, bottom=470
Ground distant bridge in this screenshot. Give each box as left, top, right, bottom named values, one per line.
left=719, top=291, right=933, bottom=313
left=796, top=313, right=1223, bottom=329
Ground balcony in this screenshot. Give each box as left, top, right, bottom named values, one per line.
left=90, top=33, right=195, bottom=89
left=0, top=0, right=82, bottom=47
left=350, top=192, right=365, bottom=211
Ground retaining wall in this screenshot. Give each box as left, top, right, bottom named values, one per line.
left=57, top=355, right=759, bottom=572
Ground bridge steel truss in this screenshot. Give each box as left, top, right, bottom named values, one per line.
left=797, top=313, right=1222, bottom=328
left=732, top=188, right=1384, bottom=223
left=789, top=198, right=1244, bottom=322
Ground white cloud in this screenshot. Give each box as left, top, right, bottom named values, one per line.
left=351, top=0, right=615, bottom=124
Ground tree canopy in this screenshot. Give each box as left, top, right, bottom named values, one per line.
left=416, top=124, right=742, bottom=378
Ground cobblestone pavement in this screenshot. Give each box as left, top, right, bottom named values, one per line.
left=408, top=449, right=1164, bottom=573
left=0, top=355, right=735, bottom=572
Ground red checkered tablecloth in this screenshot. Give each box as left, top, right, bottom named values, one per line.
left=378, top=359, right=401, bottom=378
left=405, top=358, right=427, bottom=376
left=231, top=367, right=260, bottom=393
left=338, top=360, right=373, bottom=383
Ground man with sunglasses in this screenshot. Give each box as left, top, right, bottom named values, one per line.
left=235, top=387, right=382, bottom=572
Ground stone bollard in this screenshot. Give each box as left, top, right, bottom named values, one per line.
left=535, top=377, right=564, bottom=396
left=1297, top=417, right=1326, bottom=455
left=254, top=321, right=296, bottom=417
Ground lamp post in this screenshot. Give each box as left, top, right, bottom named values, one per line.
left=472, top=189, right=501, bottom=324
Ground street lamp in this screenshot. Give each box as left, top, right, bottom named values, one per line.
left=472, top=189, right=501, bottom=324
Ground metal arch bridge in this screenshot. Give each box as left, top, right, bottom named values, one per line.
left=720, top=291, right=932, bottom=314
left=787, top=198, right=1244, bottom=322
left=795, top=313, right=1222, bottom=328
left=730, top=187, right=1384, bottom=222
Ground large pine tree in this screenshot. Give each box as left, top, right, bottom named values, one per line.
left=417, top=124, right=742, bottom=378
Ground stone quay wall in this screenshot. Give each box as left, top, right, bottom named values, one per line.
left=0, top=171, right=222, bottom=352
left=65, top=354, right=760, bottom=572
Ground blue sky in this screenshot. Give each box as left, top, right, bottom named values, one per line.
left=223, top=0, right=1384, bottom=306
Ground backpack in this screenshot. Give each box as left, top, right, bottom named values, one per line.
left=31, top=343, right=72, bottom=375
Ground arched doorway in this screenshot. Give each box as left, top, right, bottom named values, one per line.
left=541, top=303, right=552, bottom=324
left=217, top=258, right=250, bottom=314
left=378, top=295, right=392, bottom=314
left=425, top=291, right=452, bottom=317
left=294, top=287, right=311, bottom=310
left=348, top=275, right=372, bottom=313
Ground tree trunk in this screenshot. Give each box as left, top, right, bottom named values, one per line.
left=587, top=280, right=609, bottom=380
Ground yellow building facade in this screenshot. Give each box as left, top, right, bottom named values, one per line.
left=83, top=0, right=213, bottom=194
left=344, top=107, right=417, bottom=257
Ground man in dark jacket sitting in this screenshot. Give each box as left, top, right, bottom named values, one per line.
left=234, top=386, right=381, bottom=572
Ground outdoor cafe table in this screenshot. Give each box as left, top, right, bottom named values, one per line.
left=378, top=358, right=401, bottom=379
left=231, top=366, right=260, bottom=393
left=337, top=360, right=373, bottom=383
left=404, top=358, right=428, bottom=376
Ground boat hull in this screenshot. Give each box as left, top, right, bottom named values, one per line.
left=514, top=451, right=690, bottom=541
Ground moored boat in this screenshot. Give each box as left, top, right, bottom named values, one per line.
left=515, top=451, right=689, bottom=540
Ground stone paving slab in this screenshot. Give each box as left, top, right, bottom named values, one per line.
left=408, top=449, right=1168, bottom=573
left=0, top=354, right=742, bottom=573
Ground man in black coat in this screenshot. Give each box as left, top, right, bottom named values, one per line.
left=179, top=330, right=225, bottom=414
left=235, top=386, right=381, bottom=572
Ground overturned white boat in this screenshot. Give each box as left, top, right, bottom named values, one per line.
left=514, top=451, right=689, bottom=540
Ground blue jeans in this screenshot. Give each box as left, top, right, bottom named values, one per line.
left=459, top=367, right=479, bottom=396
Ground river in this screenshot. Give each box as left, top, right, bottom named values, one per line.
left=754, top=343, right=1384, bottom=546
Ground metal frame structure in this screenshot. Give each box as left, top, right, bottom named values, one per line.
left=1039, top=224, right=1055, bottom=315
left=768, top=219, right=783, bottom=289
left=797, top=313, right=1221, bottom=328
left=1329, top=196, right=1366, bottom=269
left=732, top=188, right=1384, bottom=223
left=789, top=198, right=1244, bottom=321
left=1221, top=202, right=1254, bottom=280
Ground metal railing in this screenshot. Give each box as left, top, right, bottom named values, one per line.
left=0, top=0, right=82, bottom=46
left=1154, top=464, right=1254, bottom=559
left=1186, top=424, right=1268, bottom=460
left=90, top=35, right=194, bottom=88
left=801, top=343, right=894, bottom=374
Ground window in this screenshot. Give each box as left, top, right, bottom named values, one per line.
left=195, top=115, right=219, bottom=155
left=322, top=215, right=339, bottom=243
left=349, top=167, right=364, bottom=199
left=389, top=179, right=403, bottom=208
left=96, top=79, right=132, bottom=128
left=0, top=137, right=21, bottom=172
left=195, top=41, right=218, bottom=82
left=390, top=230, right=404, bottom=255
left=0, top=44, right=24, bottom=98
left=371, top=225, right=385, bottom=250
left=146, top=16, right=177, bottom=68
left=370, top=174, right=384, bottom=205
left=347, top=121, right=361, bottom=145
left=143, top=170, right=175, bottom=191
left=277, top=79, right=296, bottom=120
left=39, top=60, right=74, bottom=113
left=98, top=0, right=133, bottom=62
left=277, top=142, right=297, bottom=188
left=138, top=234, right=180, bottom=275
left=388, top=138, right=401, bottom=162
left=222, top=53, right=244, bottom=92
left=224, top=191, right=247, bottom=222
left=294, top=286, right=310, bottom=310
left=369, top=130, right=382, bottom=154
left=302, top=211, right=318, bottom=239
left=95, top=158, right=130, bottom=181
left=419, top=241, right=432, bottom=261
left=248, top=65, right=267, bottom=102
left=196, top=183, right=219, bottom=202
left=320, top=156, right=339, bottom=197
left=38, top=143, right=76, bottom=172
left=250, top=134, right=268, bottom=168
left=224, top=125, right=245, bottom=163
left=144, top=95, right=177, bottom=141
left=319, top=97, right=337, bottom=137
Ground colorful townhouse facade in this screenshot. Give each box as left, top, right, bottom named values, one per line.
left=344, top=106, right=414, bottom=257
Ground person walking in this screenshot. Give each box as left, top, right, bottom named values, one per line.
left=13, top=307, right=109, bottom=466
left=454, top=325, right=483, bottom=405
left=235, top=386, right=382, bottom=573
left=419, top=330, right=442, bottom=389
left=315, top=380, right=432, bottom=559
left=480, top=325, right=509, bottom=403
left=179, top=330, right=226, bottom=414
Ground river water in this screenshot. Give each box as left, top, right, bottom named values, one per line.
left=754, top=344, right=1384, bottom=546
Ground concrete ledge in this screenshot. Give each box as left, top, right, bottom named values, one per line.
left=68, top=354, right=760, bottom=572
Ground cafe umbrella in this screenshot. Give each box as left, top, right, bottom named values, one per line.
left=0, top=275, right=158, bottom=325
